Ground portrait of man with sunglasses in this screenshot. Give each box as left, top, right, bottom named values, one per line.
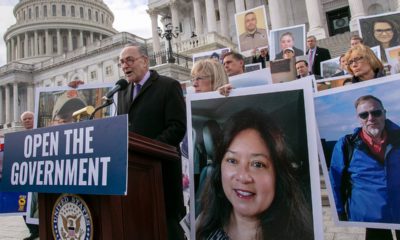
left=329, top=95, right=400, bottom=229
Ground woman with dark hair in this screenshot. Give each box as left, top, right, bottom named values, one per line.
left=365, top=19, right=399, bottom=62
left=196, top=108, right=313, bottom=240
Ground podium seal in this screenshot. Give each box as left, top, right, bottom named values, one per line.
left=52, top=194, right=93, bottom=240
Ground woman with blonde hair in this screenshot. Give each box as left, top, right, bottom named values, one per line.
left=191, top=59, right=229, bottom=93
left=344, top=44, right=385, bottom=83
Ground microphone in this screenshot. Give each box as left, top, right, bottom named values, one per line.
left=103, top=79, right=129, bottom=100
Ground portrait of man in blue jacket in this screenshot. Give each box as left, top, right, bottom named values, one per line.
left=330, top=95, right=400, bottom=224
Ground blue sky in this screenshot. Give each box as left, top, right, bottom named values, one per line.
left=0, top=0, right=152, bottom=66
left=315, top=78, right=400, bottom=141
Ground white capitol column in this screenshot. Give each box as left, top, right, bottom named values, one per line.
left=148, top=9, right=161, bottom=52
left=193, top=0, right=203, bottom=35
left=0, top=86, right=3, bottom=124
left=13, top=82, right=19, bottom=123
left=57, top=29, right=62, bottom=55
left=305, top=0, right=327, bottom=39
left=170, top=1, right=180, bottom=34
left=205, top=0, right=217, bottom=32
left=34, top=31, right=38, bottom=56
left=398, top=0, right=400, bottom=11
left=24, top=32, right=28, bottom=57
left=90, top=32, right=94, bottom=44
left=79, top=31, right=84, bottom=48
left=218, top=0, right=229, bottom=39
left=10, top=38, right=15, bottom=61
left=348, top=0, right=366, bottom=32
left=235, top=0, right=245, bottom=13
left=27, top=84, right=34, bottom=112
left=5, top=85, right=10, bottom=124
left=269, top=1, right=288, bottom=29
left=68, top=29, right=73, bottom=51
left=6, top=40, right=10, bottom=62
left=39, top=34, right=44, bottom=55
left=45, top=30, right=50, bottom=55
left=17, top=35, right=21, bottom=59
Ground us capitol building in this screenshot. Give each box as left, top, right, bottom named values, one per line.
left=0, top=0, right=399, bottom=135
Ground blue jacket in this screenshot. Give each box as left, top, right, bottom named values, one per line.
left=330, top=119, right=400, bottom=223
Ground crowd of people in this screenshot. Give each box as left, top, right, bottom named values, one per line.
left=9, top=9, right=400, bottom=240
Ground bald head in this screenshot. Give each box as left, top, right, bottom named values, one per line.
left=21, top=111, right=34, bottom=130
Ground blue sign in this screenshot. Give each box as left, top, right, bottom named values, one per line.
left=1, top=115, right=128, bottom=195
left=0, top=192, right=28, bottom=215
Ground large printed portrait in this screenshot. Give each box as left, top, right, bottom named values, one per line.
left=385, top=45, right=400, bottom=74
left=315, top=75, right=400, bottom=229
left=25, top=83, right=115, bottom=224
left=358, top=11, right=400, bottom=62
left=235, top=6, right=269, bottom=56
left=187, top=80, right=323, bottom=240
left=192, top=48, right=230, bottom=64
left=35, top=84, right=115, bottom=128
left=270, top=24, right=306, bottom=61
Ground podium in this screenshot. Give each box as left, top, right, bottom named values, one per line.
left=38, top=132, right=180, bottom=239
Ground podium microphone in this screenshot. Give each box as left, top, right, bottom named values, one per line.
left=103, top=79, right=129, bottom=100
left=73, top=106, right=95, bottom=122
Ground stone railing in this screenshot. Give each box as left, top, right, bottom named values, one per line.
left=149, top=50, right=193, bottom=69
left=0, top=62, right=34, bottom=76
left=175, top=32, right=237, bottom=53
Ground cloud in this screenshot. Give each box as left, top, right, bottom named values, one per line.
left=104, top=0, right=152, bottom=38
left=0, top=3, right=17, bottom=66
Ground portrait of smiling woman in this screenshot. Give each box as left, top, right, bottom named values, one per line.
left=360, top=15, right=400, bottom=62
left=196, top=108, right=313, bottom=240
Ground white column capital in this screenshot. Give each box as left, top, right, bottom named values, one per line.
left=305, top=0, right=327, bottom=39
left=348, top=0, right=366, bottom=32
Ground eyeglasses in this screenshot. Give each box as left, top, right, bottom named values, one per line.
left=347, top=56, right=364, bottom=66
left=191, top=75, right=210, bottom=83
left=118, top=56, right=144, bottom=68
left=374, top=28, right=393, bottom=34
left=358, top=109, right=385, bottom=120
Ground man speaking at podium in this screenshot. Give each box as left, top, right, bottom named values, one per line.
left=117, top=44, right=186, bottom=240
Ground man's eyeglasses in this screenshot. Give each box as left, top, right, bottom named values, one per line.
left=358, top=109, right=385, bottom=120
left=118, top=56, right=143, bottom=68
left=374, top=28, right=393, bottom=34
left=347, top=56, right=364, bottom=66
left=191, top=75, right=210, bottom=83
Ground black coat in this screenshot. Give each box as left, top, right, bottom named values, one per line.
left=307, top=46, right=331, bottom=76
left=117, top=70, right=186, bottom=218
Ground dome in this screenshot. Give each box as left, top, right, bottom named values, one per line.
left=4, top=0, right=118, bottom=64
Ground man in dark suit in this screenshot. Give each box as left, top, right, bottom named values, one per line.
left=306, top=35, right=331, bottom=76
left=117, top=44, right=186, bottom=240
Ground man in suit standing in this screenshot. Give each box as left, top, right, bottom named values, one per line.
left=117, top=44, right=186, bottom=240
left=306, top=35, right=331, bottom=76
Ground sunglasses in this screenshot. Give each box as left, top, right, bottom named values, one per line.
left=358, top=109, right=385, bottom=120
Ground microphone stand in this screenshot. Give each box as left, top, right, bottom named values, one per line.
left=89, top=98, right=114, bottom=120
